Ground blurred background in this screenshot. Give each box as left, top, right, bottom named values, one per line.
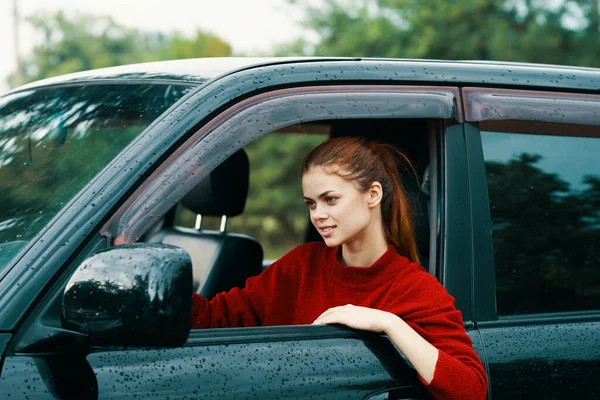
left=3, top=0, right=600, bottom=91
left=2, top=0, right=600, bottom=260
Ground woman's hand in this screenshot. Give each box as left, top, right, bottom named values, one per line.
left=313, top=304, right=439, bottom=384
left=312, top=304, right=396, bottom=333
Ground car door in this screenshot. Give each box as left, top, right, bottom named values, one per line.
left=463, top=87, right=600, bottom=398
left=1, top=64, right=482, bottom=399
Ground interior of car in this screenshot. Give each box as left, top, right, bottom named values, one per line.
left=138, top=118, right=438, bottom=300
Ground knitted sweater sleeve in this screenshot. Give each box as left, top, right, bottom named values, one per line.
left=190, top=246, right=298, bottom=329
left=392, top=271, right=488, bottom=400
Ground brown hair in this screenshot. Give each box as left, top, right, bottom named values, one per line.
left=301, top=136, right=420, bottom=263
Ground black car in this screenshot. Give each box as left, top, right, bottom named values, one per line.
left=0, top=57, right=599, bottom=399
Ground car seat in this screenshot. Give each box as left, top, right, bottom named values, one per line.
left=148, top=149, right=263, bottom=298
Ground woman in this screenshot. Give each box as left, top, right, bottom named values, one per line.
left=191, top=136, right=487, bottom=400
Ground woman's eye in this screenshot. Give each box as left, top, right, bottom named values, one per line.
left=325, top=197, right=337, bottom=204
left=304, top=201, right=316, bottom=208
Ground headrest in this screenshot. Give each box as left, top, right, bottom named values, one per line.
left=181, top=149, right=249, bottom=217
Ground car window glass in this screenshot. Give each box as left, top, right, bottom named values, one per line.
left=0, top=84, right=193, bottom=273
left=176, top=129, right=328, bottom=260
left=481, top=129, right=600, bottom=316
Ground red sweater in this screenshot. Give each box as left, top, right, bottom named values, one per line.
left=192, top=243, right=487, bottom=400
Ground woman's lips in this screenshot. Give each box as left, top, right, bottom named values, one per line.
left=319, top=226, right=336, bottom=238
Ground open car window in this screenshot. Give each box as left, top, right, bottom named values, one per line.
left=99, top=84, right=454, bottom=307
left=138, top=117, right=434, bottom=299
left=102, top=85, right=458, bottom=246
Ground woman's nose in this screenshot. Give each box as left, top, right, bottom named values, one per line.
left=311, top=207, right=328, bottom=221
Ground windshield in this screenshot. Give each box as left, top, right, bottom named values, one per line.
left=0, top=83, right=194, bottom=272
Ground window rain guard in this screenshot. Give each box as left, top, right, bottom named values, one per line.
left=102, top=85, right=460, bottom=243
left=464, top=88, right=600, bottom=126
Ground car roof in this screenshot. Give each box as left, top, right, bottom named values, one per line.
left=10, top=57, right=345, bottom=92
left=7, top=57, right=600, bottom=94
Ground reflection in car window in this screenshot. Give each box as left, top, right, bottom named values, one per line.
left=481, top=130, right=600, bottom=316
left=0, top=83, right=194, bottom=272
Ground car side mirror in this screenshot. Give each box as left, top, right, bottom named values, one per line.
left=62, top=244, right=192, bottom=347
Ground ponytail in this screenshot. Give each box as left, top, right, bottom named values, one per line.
left=373, top=143, right=420, bottom=263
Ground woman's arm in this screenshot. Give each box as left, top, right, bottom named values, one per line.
left=191, top=245, right=304, bottom=329
left=380, top=312, right=439, bottom=383
left=313, top=304, right=487, bottom=400
left=313, top=305, right=438, bottom=382
left=191, top=288, right=262, bottom=328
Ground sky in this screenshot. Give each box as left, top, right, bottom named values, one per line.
left=0, top=0, right=309, bottom=93
left=482, top=130, right=598, bottom=192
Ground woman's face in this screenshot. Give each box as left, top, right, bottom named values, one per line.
left=302, top=166, right=376, bottom=248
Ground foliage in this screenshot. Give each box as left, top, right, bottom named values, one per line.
left=280, top=0, right=600, bottom=67
left=9, top=11, right=232, bottom=85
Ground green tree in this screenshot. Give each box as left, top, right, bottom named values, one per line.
left=281, top=0, right=600, bottom=67
left=9, top=11, right=232, bottom=86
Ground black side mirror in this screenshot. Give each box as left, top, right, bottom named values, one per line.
left=63, top=244, right=192, bottom=347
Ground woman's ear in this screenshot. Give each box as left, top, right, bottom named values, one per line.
left=367, top=182, right=383, bottom=208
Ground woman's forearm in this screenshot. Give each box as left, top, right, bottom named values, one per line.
left=381, top=314, right=439, bottom=384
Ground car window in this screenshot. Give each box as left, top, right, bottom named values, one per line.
left=0, top=83, right=194, bottom=273
left=176, top=129, right=329, bottom=260
left=481, top=129, right=600, bottom=316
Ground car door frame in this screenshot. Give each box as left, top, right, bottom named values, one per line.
left=462, top=86, right=600, bottom=399
left=92, top=82, right=468, bottom=398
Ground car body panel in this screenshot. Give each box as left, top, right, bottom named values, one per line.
left=0, top=333, right=10, bottom=361
left=479, top=320, right=600, bottom=398
left=1, top=327, right=486, bottom=399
